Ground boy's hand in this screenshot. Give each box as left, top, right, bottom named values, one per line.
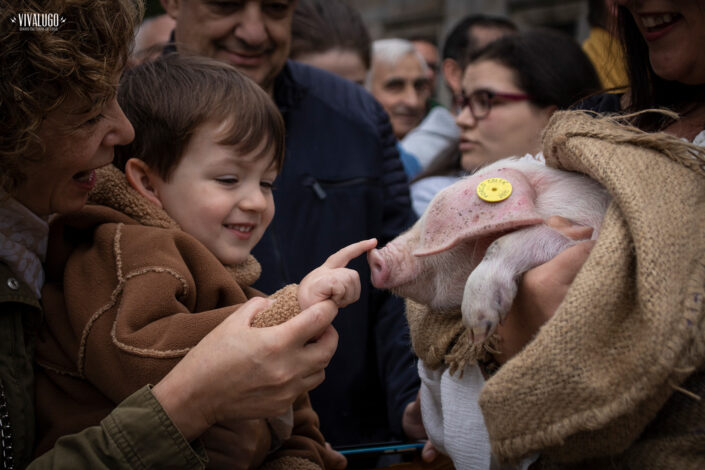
left=299, top=239, right=378, bottom=310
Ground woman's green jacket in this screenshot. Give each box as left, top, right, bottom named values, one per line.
left=0, top=262, right=207, bottom=469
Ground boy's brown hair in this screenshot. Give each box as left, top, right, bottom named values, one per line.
left=0, top=0, right=143, bottom=193
left=115, top=53, right=286, bottom=179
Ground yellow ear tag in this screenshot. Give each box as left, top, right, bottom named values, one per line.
left=477, top=177, right=512, bottom=202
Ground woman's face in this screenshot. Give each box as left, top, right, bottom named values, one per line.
left=617, top=0, right=705, bottom=85
left=455, top=60, right=554, bottom=172
left=13, top=93, right=134, bottom=216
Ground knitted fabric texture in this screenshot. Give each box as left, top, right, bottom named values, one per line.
left=261, top=456, right=322, bottom=470
left=252, top=284, right=300, bottom=328
left=477, top=111, right=705, bottom=465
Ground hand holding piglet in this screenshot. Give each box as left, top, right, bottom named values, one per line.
left=495, top=216, right=596, bottom=362
left=299, top=239, right=378, bottom=310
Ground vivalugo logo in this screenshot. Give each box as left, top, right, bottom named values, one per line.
left=10, top=12, right=66, bottom=31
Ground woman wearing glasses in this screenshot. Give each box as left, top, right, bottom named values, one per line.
left=410, top=29, right=600, bottom=215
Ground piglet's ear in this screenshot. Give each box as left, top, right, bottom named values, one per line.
left=413, top=167, right=544, bottom=257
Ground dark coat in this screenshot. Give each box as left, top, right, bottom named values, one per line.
left=252, top=61, right=420, bottom=446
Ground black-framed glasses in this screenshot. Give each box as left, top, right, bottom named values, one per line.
left=456, top=89, right=530, bottom=120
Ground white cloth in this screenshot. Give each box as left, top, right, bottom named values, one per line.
left=0, top=193, right=48, bottom=297
left=401, top=106, right=460, bottom=169
left=410, top=174, right=461, bottom=216
left=419, top=360, right=491, bottom=469
left=419, top=360, right=536, bottom=470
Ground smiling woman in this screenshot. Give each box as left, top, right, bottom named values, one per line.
left=10, top=86, right=135, bottom=216
left=0, top=3, right=137, bottom=209
left=616, top=0, right=705, bottom=134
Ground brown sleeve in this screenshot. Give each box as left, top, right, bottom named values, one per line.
left=250, top=283, right=301, bottom=327
left=64, top=223, right=251, bottom=403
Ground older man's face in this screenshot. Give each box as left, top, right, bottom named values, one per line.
left=162, top=0, right=297, bottom=94
left=370, top=52, right=430, bottom=139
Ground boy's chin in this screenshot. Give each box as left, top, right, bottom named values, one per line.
left=214, top=247, right=252, bottom=266
left=220, top=254, right=251, bottom=265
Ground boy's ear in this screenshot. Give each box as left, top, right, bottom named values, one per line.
left=124, top=158, right=164, bottom=208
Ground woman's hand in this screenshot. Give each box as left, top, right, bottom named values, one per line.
left=402, top=392, right=439, bottom=463
left=495, top=217, right=595, bottom=363
left=153, top=297, right=340, bottom=441
left=402, top=392, right=426, bottom=442
left=298, top=239, right=377, bottom=310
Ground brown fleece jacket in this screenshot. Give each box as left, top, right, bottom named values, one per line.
left=35, top=165, right=328, bottom=470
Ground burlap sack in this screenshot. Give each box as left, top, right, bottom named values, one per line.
left=477, top=110, right=705, bottom=466
left=405, top=300, right=499, bottom=376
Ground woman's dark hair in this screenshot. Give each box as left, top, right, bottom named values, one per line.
left=290, top=0, right=371, bottom=69
left=617, top=5, right=705, bottom=131
left=414, top=29, right=601, bottom=182
left=470, top=29, right=601, bottom=111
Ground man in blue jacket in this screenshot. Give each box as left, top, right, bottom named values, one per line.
left=160, top=0, right=423, bottom=456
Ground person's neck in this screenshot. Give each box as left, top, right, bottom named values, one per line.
left=664, top=102, right=705, bottom=141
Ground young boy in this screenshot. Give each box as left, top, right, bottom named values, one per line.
left=34, top=54, right=372, bottom=469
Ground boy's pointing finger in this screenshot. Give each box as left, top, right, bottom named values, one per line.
left=324, top=238, right=378, bottom=268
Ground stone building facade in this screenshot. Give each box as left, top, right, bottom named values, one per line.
left=352, top=0, right=591, bottom=105
left=352, top=0, right=590, bottom=44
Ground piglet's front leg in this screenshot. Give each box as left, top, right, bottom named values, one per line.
left=462, top=225, right=576, bottom=343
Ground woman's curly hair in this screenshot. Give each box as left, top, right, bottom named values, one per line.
left=0, top=0, right=143, bottom=193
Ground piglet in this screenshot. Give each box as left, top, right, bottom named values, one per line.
left=369, top=157, right=609, bottom=342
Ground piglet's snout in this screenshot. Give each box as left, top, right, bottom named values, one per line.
left=368, top=248, right=390, bottom=288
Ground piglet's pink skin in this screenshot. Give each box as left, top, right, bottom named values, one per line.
left=368, top=158, right=609, bottom=343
